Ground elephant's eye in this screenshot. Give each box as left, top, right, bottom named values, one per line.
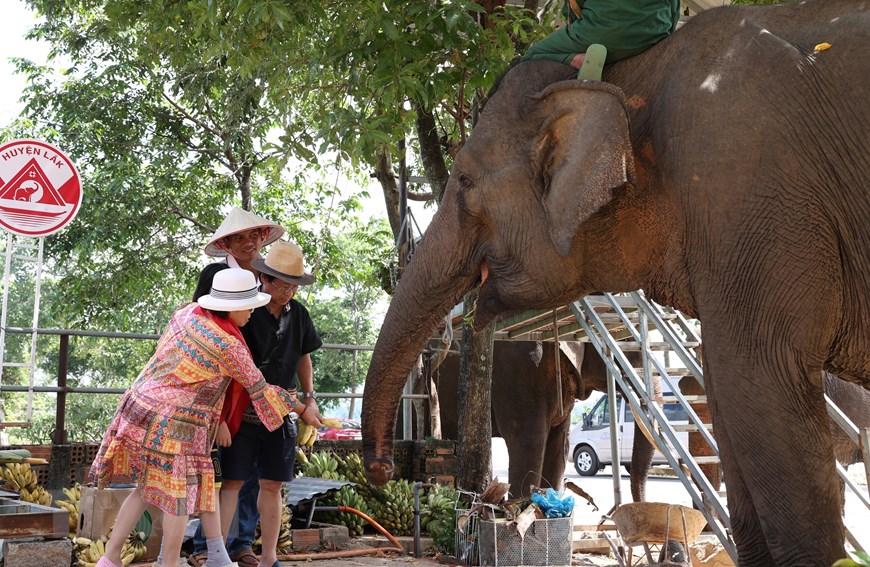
left=458, top=173, right=473, bottom=191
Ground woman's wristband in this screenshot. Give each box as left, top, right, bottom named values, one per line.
left=298, top=404, right=309, bottom=417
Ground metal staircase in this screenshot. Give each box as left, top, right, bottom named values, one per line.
left=569, top=291, right=870, bottom=558
left=569, top=292, right=737, bottom=563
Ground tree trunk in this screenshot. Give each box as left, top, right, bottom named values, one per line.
left=456, top=289, right=494, bottom=493
left=373, top=149, right=402, bottom=240
left=414, top=104, right=451, bottom=204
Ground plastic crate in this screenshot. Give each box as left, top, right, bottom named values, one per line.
left=478, top=515, right=573, bottom=566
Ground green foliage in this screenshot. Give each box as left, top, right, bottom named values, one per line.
left=0, top=0, right=545, bottom=439
left=308, top=217, right=392, bottom=411
left=833, top=552, right=870, bottom=567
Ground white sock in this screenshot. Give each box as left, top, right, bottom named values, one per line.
left=205, top=536, right=232, bottom=567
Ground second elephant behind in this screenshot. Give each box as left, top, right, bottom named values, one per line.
left=432, top=340, right=654, bottom=498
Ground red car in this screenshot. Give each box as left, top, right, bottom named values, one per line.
left=318, top=417, right=362, bottom=440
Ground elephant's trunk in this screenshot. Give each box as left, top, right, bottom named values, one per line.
left=362, top=212, right=480, bottom=484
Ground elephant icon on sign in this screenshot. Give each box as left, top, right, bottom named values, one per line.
left=14, top=180, right=44, bottom=203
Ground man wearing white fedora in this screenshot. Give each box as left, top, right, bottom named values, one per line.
left=217, top=240, right=323, bottom=567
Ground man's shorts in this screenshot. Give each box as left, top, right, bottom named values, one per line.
left=221, top=418, right=297, bottom=482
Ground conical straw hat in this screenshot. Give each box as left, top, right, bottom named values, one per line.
left=204, top=207, right=285, bottom=257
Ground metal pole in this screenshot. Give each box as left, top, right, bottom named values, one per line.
left=606, top=348, right=622, bottom=507
left=52, top=333, right=69, bottom=445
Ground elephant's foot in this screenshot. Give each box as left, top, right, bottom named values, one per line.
left=365, top=457, right=395, bottom=485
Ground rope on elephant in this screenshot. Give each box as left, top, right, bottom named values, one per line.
left=552, top=309, right=563, bottom=412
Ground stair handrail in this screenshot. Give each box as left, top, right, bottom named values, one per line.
left=600, top=294, right=719, bottom=458
left=571, top=298, right=737, bottom=562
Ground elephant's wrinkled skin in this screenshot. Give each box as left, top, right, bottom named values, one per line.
left=362, top=2, right=869, bottom=565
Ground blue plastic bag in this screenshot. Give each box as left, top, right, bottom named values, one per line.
left=530, top=488, right=575, bottom=518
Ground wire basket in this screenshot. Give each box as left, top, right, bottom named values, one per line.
left=478, top=514, right=573, bottom=566
left=454, top=492, right=480, bottom=566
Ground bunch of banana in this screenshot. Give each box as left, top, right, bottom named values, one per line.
left=121, top=529, right=148, bottom=565
left=73, top=536, right=106, bottom=567
left=296, top=421, right=318, bottom=447
left=301, top=451, right=342, bottom=480
left=74, top=529, right=147, bottom=567
left=56, top=483, right=83, bottom=536
left=19, top=484, right=53, bottom=506
left=295, top=446, right=310, bottom=469
left=320, top=418, right=343, bottom=429
left=320, top=484, right=370, bottom=536
left=1, top=462, right=38, bottom=493
left=276, top=503, right=294, bottom=554
left=368, top=479, right=415, bottom=536
left=422, top=484, right=459, bottom=553
left=337, top=451, right=375, bottom=500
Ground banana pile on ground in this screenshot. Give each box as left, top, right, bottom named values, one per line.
left=420, top=483, right=459, bottom=553
left=301, top=450, right=342, bottom=480
left=1, top=462, right=52, bottom=506
left=277, top=486, right=293, bottom=554
left=336, top=452, right=373, bottom=499
left=368, top=478, right=415, bottom=536
left=301, top=451, right=372, bottom=536
left=56, top=483, right=83, bottom=537
left=322, top=484, right=370, bottom=537
left=74, top=529, right=147, bottom=567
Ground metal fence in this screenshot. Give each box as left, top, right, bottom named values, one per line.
left=0, top=326, right=425, bottom=444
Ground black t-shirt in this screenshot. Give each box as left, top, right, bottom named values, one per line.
left=241, top=299, right=322, bottom=391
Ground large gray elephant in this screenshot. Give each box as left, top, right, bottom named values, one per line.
left=361, top=2, right=869, bottom=564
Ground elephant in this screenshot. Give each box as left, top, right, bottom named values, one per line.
left=676, top=372, right=870, bottom=501
left=428, top=339, right=655, bottom=499
left=361, top=1, right=870, bottom=564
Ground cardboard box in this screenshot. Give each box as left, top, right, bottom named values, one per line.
left=77, top=486, right=163, bottom=561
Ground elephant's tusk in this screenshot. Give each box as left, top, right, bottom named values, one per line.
left=480, top=260, right=489, bottom=286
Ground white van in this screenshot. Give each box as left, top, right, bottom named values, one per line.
left=570, top=393, right=689, bottom=476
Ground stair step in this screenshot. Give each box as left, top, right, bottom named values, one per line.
left=613, top=341, right=701, bottom=351
left=690, top=456, right=721, bottom=464
left=662, top=394, right=708, bottom=404
left=633, top=368, right=697, bottom=378
left=672, top=423, right=714, bottom=432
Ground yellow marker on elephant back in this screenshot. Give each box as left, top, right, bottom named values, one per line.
left=814, top=42, right=832, bottom=52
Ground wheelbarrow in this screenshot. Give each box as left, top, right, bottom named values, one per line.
left=610, top=502, right=707, bottom=566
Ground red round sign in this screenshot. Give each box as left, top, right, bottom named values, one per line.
left=0, top=139, right=83, bottom=237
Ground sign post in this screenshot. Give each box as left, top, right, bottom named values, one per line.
left=0, top=139, right=83, bottom=433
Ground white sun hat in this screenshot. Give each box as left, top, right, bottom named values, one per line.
left=197, top=268, right=271, bottom=311
left=204, top=207, right=285, bottom=257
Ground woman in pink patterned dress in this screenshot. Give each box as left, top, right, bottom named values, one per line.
left=90, top=268, right=308, bottom=567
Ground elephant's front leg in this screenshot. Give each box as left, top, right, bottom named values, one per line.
left=501, top=424, right=548, bottom=499
left=704, top=345, right=845, bottom=566
left=540, top=418, right=570, bottom=493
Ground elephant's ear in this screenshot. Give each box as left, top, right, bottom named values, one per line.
left=532, top=81, right=637, bottom=257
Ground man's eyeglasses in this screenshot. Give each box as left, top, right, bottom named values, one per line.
left=266, top=279, right=298, bottom=293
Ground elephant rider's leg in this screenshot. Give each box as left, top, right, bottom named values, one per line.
left=577, top=44, right=607, bottom=81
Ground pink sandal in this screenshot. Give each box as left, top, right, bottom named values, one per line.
left=96, top=557, right=122, bottom=567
